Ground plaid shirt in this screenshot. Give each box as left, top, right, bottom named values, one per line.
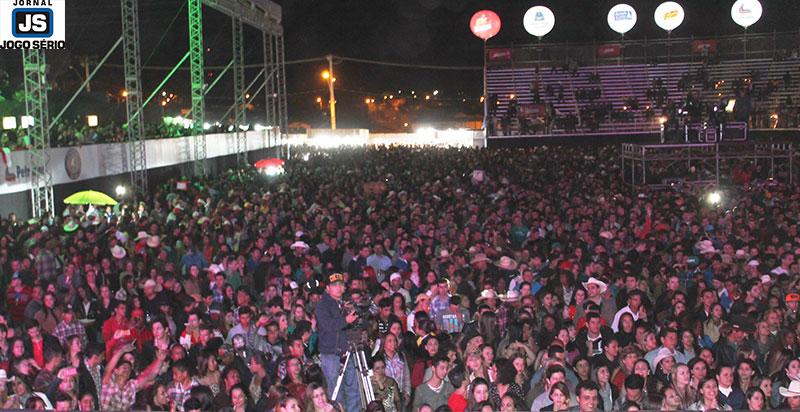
left=35, top=250, right=57, bottom=281
left=101, top=379, right=139, bottom=411
left=496, top=304, right=511, bottom=332
left=430, top=295, right=450, bottom=319
left=54, top=320, right=87, bottom=346
left=167, top=378, right=198, bottom=412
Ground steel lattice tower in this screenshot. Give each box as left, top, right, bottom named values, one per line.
left=23, top=50, right=54, bottom=219
left=121, top=0, right=148, bottom=197
left=232, top=16, right=247, bottom=167
left=189, top=0, right=206, bottom=176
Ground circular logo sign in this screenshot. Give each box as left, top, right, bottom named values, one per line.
left=470, top=10, right=501, bottom=41
left=654, top=1, right=685, bottom=32
left=523, top=6, right=555, bottom=38
left=65, top=148, right=81, bottom=180
left=731, top=0, right=762, bottom=28
left=607, top=4, right=637, bottom=35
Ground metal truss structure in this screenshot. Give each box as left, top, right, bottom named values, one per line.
left=23, top=50, right=54, bottom=218
left=262, top=32, right=289, bottom=156
left=622, top=142, right=795, bottom=188
left=232, top=16, right=247, bottom=166
left=121, top=0, right=147, bottom=197
left=189, top=0, right=207, bottom=176
left=21, top=0, right=286, bottom=217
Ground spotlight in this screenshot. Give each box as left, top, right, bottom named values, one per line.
left=115, top=185, right=127, bottom=197
left=707, top=191, right=721, bottom=205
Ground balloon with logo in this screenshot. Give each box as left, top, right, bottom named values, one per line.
left=470, top=10, right=501, bottom=41
left=523, top=6, right=555, bottom=39
left=607, top=3, right=637, bottom=35
left=653, top=1, right=685, bottom=32
left=731, top=0, right=762, bottom=29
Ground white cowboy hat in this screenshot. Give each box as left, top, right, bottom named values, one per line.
left=135, top=231, right=150, bottom=241
left=146, top=235, right=161, bottom=248
left=115, top=231, right=129, bottom=243
left=470, top=253, right=491, bottom=265
left=290, top=241, right=310, bottom=250
left=110, top=245, right=126, bottom=260
left=206, top=264, right=225, bottom=275
left=582, top=277, right=608, bottom=294
left=476, top=289, right=498, bottom=302
left=499, top=290, right=521, bottom=302
left=439, top=249, right=451, bottom=259
left=696, top=240, right=718, bottom=255
left=494, top=256, right=518, bottom=270
left=650, top=347, right=676, bottom=372
left=598, top=230, right=614, bottom=240
left=780, top=380, right=800, bottom=398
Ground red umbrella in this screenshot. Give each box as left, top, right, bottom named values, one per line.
left=254, top=158, right=285, bottom=169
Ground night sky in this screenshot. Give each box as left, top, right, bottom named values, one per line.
left=2, top=0, right=798, bottom=128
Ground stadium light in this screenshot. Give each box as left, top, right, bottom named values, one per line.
left=20, top=116, right=34, bottom=129
left=2, top=116, right=17, bottom=130
left=86, top=115, right=98, bottom=127
left=707, top=191, right=722, bottom=205
left=115, top=185, right=127, bottom=197
left=321, top=70, right=330, bottom=80
left=658, top=116, right=668, bottom=125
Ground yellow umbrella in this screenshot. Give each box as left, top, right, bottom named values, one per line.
left=63, top=190, right=118, bottom=206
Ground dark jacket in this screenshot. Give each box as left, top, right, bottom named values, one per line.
left=712, top=337, right=739, bottom=368
left=718, top=387, right=745, bottom=410
left=315, top=292, right=347, bottom=355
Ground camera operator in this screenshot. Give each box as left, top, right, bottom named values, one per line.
left=316, top=273, right=360, bottom=412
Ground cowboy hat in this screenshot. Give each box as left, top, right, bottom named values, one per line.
left=290, top=241, right=310, bottom=250
left=438, top=249, right=451, bottom=260
left=476, top=289, right=498, bottom=302
left=63, top=221, right=79, bottom=233
left=470, top=253, right=491, bottom=265
left=696, top=240, right=718, bottom=255
left=650, top=347, right=675, bottom=372
left=582, top=277, right=608, bottom=294
left=598, top=230, right=614, bottom=240
left=115, top=231, right=129, bottom=243
left=780, top=380, right=800, bottom=398
left=206, top=264, right=225, bottom=275
left=110, top=245, right=126, bottom=260
left=494, top=256, right=518, bottom=271
left=135, top=231, right=150, bottom=241
left=499, top=290, right=521, bottom=302
left=146, top=235, right=161, bottom=248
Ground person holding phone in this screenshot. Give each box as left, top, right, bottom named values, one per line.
left=100, top=340, right=167, bottom=411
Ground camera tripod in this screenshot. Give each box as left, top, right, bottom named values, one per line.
left=331, top=342, right=375, bottom=410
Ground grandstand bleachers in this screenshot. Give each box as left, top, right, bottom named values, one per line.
left=487, top=57, right=800, bottom=135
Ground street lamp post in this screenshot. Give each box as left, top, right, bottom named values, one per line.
left=322, top=54, right=336, bottom=130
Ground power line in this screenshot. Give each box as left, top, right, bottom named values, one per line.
left=334, top=56, right=482, bottom=71
left=107, top=55, right=481, bottom=71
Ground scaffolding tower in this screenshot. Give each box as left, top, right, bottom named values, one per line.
left=121, top=0, right=148, bottom=197
left=23, top=50, right=54, bottom=219
left=621, top=142, right=795, bottom=188
left=232, top=16, right=247, bottom=166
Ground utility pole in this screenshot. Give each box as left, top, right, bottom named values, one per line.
left=326, top=54, right=336, bottom=130
left=79, top=56, right=95, bottom=92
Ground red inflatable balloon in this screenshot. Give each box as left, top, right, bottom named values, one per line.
left=470, top=10, right=501, bottom=41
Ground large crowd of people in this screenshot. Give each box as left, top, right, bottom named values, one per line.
left=0, top=144, right=800, bottom=412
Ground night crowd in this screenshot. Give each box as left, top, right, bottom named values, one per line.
left=0, top=145, right=799, bottom=412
